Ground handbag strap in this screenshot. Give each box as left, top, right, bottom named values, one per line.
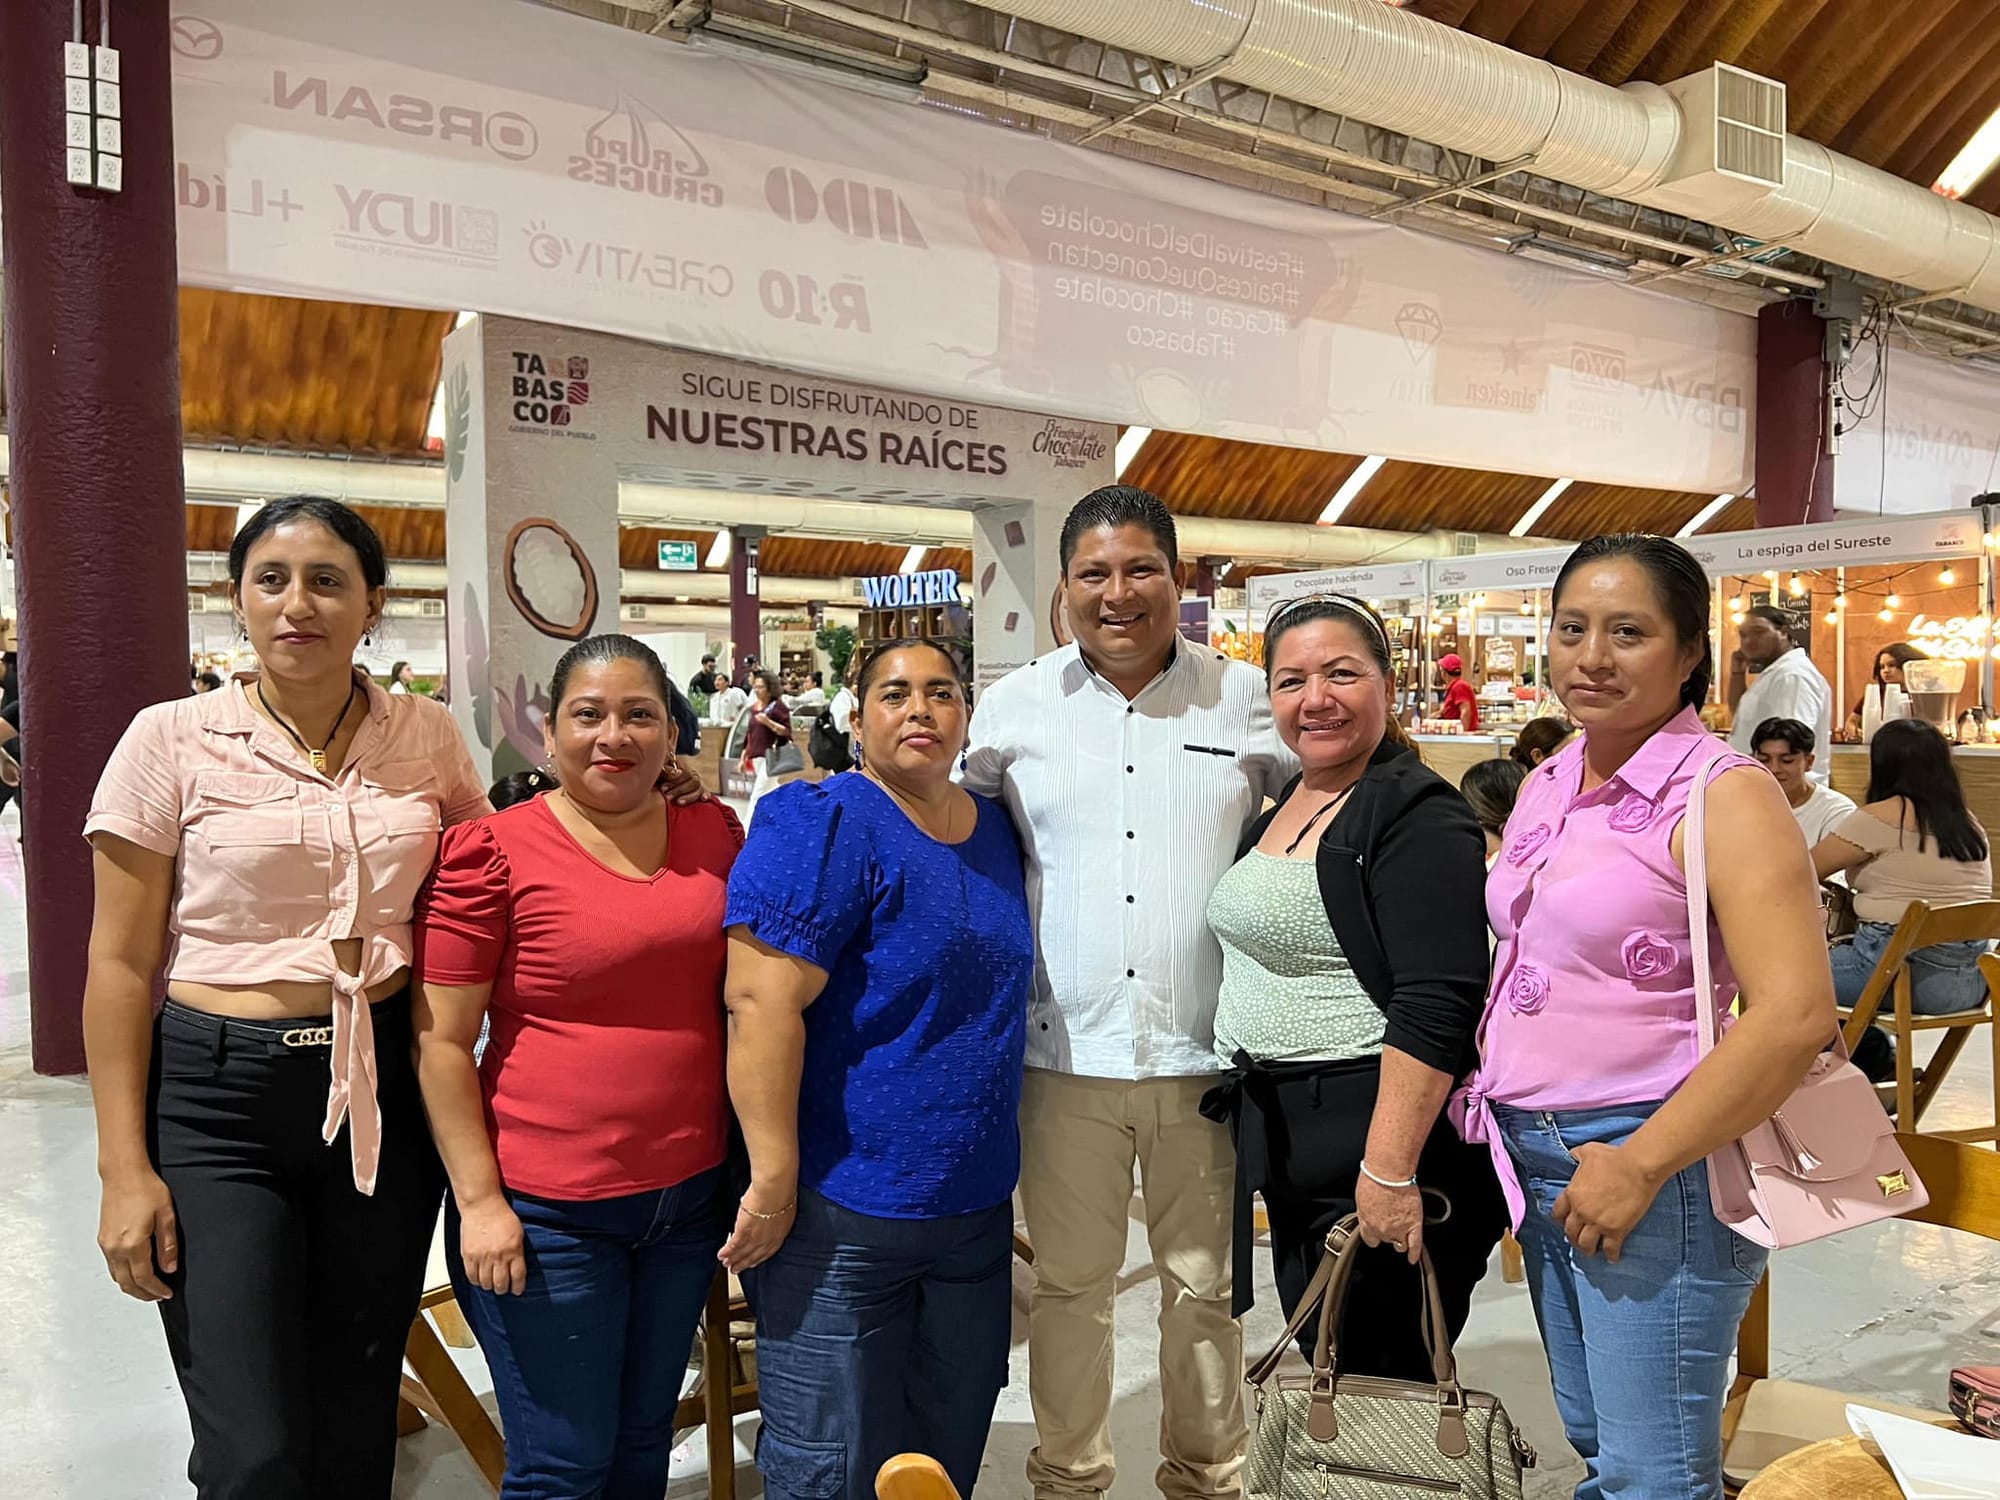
left=1684, top=746, right=1853, bottom=1064
left=1245, top=1212, right=1461, bottom=1395
left=1685, top=745, right=1729, bottom=1061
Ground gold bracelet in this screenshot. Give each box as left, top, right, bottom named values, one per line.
left=739, top=1197, right=796, bottom=1221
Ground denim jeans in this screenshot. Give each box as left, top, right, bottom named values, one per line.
left=742, top=1188, right=1014, bottom=1500
left=1831, top=921, right=1990, bottom=1015
left=1495, top=1102, right=1766, bottom=1500
left=448, top=1165, right=728, bottom=1500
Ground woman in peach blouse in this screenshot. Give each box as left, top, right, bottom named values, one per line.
left=81, top=497, right=491, bottom=1498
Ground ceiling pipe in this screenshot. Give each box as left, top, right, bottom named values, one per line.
left=973, top=0, right=2000, bottom=314
left=8, top=438, right=1557, bottom=567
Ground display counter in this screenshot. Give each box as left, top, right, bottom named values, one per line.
left=1409, top=732, right=1515, bottom=789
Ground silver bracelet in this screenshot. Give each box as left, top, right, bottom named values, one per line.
left=1359, top=1160, right=1420, bottom=1190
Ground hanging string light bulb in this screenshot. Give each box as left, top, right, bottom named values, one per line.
left=1824, top=609, right=1839, bottom=626
left=1878, top=606, right=1895, bottom=622
left=1788, top=573, right=1805, bottom=597
left=1941, top=566, right=1957, bottom=586
left=1836, top=592, right=1849, bottom=610
left=1886, top=593, right=1902, bottom=609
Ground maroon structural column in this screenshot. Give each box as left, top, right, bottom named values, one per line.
left=1, top=0, right=188, bottom=1074
left=728, top=527, right=766, bottom=680
left=1755, top=299, right=1835, bottom=528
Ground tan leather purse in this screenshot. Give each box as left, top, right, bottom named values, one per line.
left=1245, top=1215, right=1535, bottom=1499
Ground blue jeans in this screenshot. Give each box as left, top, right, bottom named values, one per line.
left=1831, top=922, right=1990, bottom=1015
left=448, top=1165, right=728, bottom=1500
left=1495, top=1103, right=1766, bottom=1500
left=743, top=1188, right=1014, bottom=1500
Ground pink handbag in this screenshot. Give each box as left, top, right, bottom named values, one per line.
left=1684, top=747, right=1928, bottom=1248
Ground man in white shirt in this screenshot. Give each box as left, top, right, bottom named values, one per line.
left=965, top=487, right=1293, bottom=1500
left=1751, top=715, right=1857, bottom=847
left=1729, top=606, right=1833, bottom=783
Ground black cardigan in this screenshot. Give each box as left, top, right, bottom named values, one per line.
left=1237, top=737, right=1489, bottom=1081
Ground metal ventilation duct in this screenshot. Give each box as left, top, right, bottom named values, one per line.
left=975, top=0, right=2000, bottom=315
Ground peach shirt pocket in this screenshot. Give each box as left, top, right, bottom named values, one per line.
left=85, top=672, right=492, bottom=1192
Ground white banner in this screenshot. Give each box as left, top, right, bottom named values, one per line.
left=167, top=0, right=1756, bottom=491
left=1429, top=549, right=1574, bottom=595
left=1834, top=343, right=2000, bottom=516
left=1246, top=561, right=1429, bottom=629
left=1685, top=509, right=1987, bottom=574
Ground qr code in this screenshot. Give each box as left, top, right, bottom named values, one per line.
left=455, top=207, right=500, bottom=259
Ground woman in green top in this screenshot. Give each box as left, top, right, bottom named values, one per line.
left=1201, top=596, right=1504, bottom=1377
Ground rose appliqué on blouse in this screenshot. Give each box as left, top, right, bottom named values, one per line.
left=1621, top=930, right=1679, bottom=981
left=1506, top=824, right=1551, bottom=866
left=1606, top=793, right=1658, bottom=833
left=1505, top=962, right=1551, bottom=1015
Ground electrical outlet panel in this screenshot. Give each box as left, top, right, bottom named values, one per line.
left=95, top=118, right=121, bottom=154
left=94, top=47, right=119, bottom=84
left=66, top=148, right=95, bottom=186
left=94, top=153, right=122, bottom=191
left=65, top=112, right=92, bottom=148
left=64, top=77, right=91, bottom=112
left=63, top=42, right=91, bottom=77
left=94, top=80, right=119, bottom=118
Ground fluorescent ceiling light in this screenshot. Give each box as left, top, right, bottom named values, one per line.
left=1935, top=105, right=2000, bottom=200
left=704, top=531, right=732, bottom=568
left=1318, top=455, right=1387, bottom=525
left=1116, top=426, right=1153, bottom=476
left=1510, top=477, right=1573, bottom=538
left=899, top=545, right=928, bottom=574
left=1676, top=493, right=1737, bottom=537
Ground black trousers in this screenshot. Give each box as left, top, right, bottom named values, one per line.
left=149, top=993, right=445, bottom=1499
left=1256, top=1057, right=1507, bottom=1383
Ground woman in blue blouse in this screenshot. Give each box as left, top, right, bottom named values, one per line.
left=722, top=639, right=1032, bottom=1500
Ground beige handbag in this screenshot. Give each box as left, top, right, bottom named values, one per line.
left=1246, top=1215, right=1536, bottom=1499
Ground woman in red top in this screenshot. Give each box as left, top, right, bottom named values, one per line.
left=414, top=634, right=742, bottom=1500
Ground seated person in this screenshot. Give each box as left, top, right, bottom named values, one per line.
left=1812, top=719, right=1992, bottom=1075
left=1752, top=716, right=1856, bottom=847
left=1508, top=716, right=1572, bottom=769
left=1459, top=757, right=1528, bottom=867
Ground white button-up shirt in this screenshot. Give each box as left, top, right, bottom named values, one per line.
left=964, top=642, right=1295, bottom=1079
left=1730, top=647, right=1833, bottom=784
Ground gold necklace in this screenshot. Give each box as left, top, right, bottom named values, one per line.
left=257, top=678, right=358, bottom=775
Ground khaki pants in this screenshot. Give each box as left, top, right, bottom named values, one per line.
left=1019, top=1068, right=1245, bottom=1500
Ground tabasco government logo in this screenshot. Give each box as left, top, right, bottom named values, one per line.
left=508, top=352, right=595, bottom=437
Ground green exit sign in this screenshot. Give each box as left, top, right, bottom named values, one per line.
left=657, top=540, right=699, bottom=572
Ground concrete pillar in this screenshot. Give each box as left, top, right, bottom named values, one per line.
left=1755, top=299, right=1835, bottom=528
left=729, top=526, right=765, bottom=682
left=2, top=0, right=187, bottom=1075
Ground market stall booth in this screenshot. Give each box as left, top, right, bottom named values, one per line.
left=1692, top=509, right=2000, bottom=860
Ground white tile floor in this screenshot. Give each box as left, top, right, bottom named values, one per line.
left=1, top=796, right=1994, bottom=1497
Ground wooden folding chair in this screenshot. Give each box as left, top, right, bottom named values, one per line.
left=1838, top=899, right=2000, bottom=1144
left=399, top=1284, right=505, bottom=1491
left=1720, top=1132, right=2000, bottom=1492
left=670, top=1270, right=760, bottom=1500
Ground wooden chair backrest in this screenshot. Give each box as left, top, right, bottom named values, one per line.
left=1737, top=1131, right=2000, bottom=1381
left=876, top=1454, right=963, bottom=1500
left=1896, top=1131, right=2000, bottom=1240
left=1844, top=899, right=2000, bottom=1034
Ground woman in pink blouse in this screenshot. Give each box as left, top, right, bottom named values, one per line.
left=82, top=497, right=491, bottom=1498
left=1455, top=534, right=1835, bottom=1499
